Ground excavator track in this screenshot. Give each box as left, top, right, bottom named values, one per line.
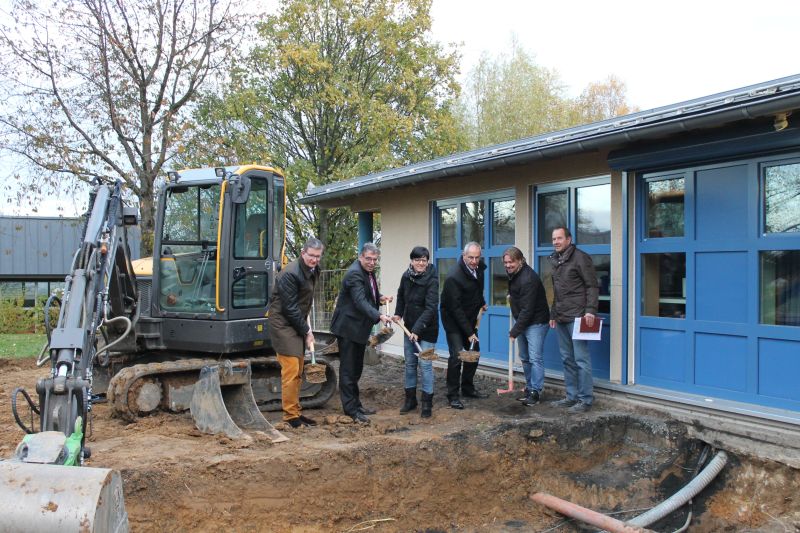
left=108, top=356, right=337, bottom=422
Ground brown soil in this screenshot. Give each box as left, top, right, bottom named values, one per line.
left=1, top=356, right=799, bottom=532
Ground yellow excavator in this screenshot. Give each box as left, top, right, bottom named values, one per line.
left=1, top=165, right=338, bottom=532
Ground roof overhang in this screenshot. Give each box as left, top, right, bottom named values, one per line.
left=301, top=75, right=800, bottom=207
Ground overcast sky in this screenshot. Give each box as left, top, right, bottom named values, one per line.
left=431, top=0, right=800, bottom=109
left=3, top=0, right=800, bottom=216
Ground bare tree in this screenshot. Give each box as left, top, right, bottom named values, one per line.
left=0, top=0, right=242, bottom=253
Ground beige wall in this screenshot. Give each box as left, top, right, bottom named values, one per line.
left=343, top=151, right=624, bottom=362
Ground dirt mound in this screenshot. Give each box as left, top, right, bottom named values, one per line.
left=1, top=356, right=799, bottom=532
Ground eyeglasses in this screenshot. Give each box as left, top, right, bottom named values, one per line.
left=362, top=256, right=379, bottom=263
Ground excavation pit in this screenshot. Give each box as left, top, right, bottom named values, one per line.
left=1, top=357, right=798, bottom=532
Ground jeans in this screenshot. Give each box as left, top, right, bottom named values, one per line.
left=403, top=336, right=435, bottom=394
left=555, top=321, right=593, bottom=405
left=516, top=323, right=549, bottom=393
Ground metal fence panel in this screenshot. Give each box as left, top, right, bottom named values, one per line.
left=311, top=269, right=345, bottom=332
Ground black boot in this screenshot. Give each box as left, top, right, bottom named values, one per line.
left=400, top=388, right=418, bottom=414
left=421, top=392, right=433, bottom=418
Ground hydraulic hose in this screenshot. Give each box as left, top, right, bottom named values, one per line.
left=627, top=450, right=728, bottom=528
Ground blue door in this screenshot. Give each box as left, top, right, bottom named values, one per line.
left=432, top=192, right=515, bottom=365
left=534, top=178, right=612, bottom=381
left=635, top=155, right=800, bottom=411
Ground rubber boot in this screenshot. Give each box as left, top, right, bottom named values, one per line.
left=399, top=387, right=418, bottom=414
left=421, top=392, right=433, bottom=419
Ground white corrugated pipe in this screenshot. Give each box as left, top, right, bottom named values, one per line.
left=627, top=450, right=728, bottom=528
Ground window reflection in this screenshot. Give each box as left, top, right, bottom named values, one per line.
left=537, top=191, right=567, bottom=246
left=461, top=201, right=485, bottom=247
left=492, top=199, right=515, bottom=246
left=764, top=164, right=800, bottom=233
left=232, top=273, right=268, bottom=309
left=591, top=254, right=611, bottom=314
left=438, top=207, right=457, bottom=248
left=642, top=253, right=686, bottom=318
left=761, top=250, right=800, bottom=326
left=538, top=258, right=555, bottom=308
left=646, top=178, right=685, bottom=238
left=437, top=258, right=456, bottom=294
left=490, top=257, right=509, bottom=305
left=577, top=184, right=611, bottom=245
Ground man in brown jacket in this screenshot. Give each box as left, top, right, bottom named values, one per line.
left=268, top=238, right=323, bottom=428
left=548, top=227, right=599, bottom=414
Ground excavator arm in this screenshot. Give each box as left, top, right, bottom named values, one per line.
left=1, top=181, right=136, bottom=533
left=38, top=180, right=139, bottom=440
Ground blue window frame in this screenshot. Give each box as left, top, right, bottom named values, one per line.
left=432, top=191, right=515, bottom=364
left=534, top=176, right=612, bottom=380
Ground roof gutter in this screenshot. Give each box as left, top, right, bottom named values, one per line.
left=302, top=90, right=800, bottom=206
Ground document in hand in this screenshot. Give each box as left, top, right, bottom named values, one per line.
left=572, top=316, right=602, bottom=341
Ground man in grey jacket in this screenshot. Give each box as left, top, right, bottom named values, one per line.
left=548, top=227, right=599, bottom=413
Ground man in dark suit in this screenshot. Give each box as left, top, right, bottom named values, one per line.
left=330, top=242, right=394, bottom=424
left=440, top=241, right=488, bottom=409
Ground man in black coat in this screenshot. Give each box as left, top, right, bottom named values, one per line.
left=440, top=241, right=488, bottom=409
left=504, top=246, right=550, bottom=407
left=330, top=242, right=394, bottom=424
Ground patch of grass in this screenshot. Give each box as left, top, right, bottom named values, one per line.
left=0, top=334, right=47, bottom=359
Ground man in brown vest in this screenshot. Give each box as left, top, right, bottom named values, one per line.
left=268, top=238, right=324, bottom=428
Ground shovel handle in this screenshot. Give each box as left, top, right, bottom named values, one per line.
left=474, top=307, right=485, bottom=330
left=306, top=316, right=316, bottom=364
left=396, top=320, right=424, bottom=353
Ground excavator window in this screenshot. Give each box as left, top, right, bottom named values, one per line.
left=233, top=179, right=268, bottom=260
left=159, top=184, right=220, bottom=313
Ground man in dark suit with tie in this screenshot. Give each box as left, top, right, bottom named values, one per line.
left=330, top=242, right=394, bottom=424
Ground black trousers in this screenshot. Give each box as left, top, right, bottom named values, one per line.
left=445, top=331, right=479, bottom=400
left=337, top=336, right=366, bottom=416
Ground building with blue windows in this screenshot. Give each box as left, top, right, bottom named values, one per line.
left=303, top=75, right=800, bottom=461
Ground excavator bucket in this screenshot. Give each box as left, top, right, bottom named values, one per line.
left=0, top=461, right=128, bottom=533
left=190, top=360, right=288, bottom=443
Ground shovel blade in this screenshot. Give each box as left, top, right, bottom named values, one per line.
left=191, top=362, right=288, bottom=443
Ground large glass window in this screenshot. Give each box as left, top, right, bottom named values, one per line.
left=642, top=253, right=686, bottom=318
left=461, top=201, right=484, bottom=247
left=535, top=179, right=611, bottom=317
left=234, top=179, right=268, bottom=259
left=537, top=191, right=567, bottom=246
left=646, top=177, right=685, bottom=238
left=492, top=199, right=515, bottom=246
left=577, top=184, right=611, bottom=244
left=490, top=257, right=509, bottom=306
left=438, top=207, right=457, bottom=248
left=761, top=250, right=800, bottom=326
left=764, top=163, right=800, bottom=233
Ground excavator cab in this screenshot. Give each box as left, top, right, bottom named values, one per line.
left=150, top=166, right=286, bottom=352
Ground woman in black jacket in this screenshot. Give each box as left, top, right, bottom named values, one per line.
left=392, top=246, right=439, bottom=418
